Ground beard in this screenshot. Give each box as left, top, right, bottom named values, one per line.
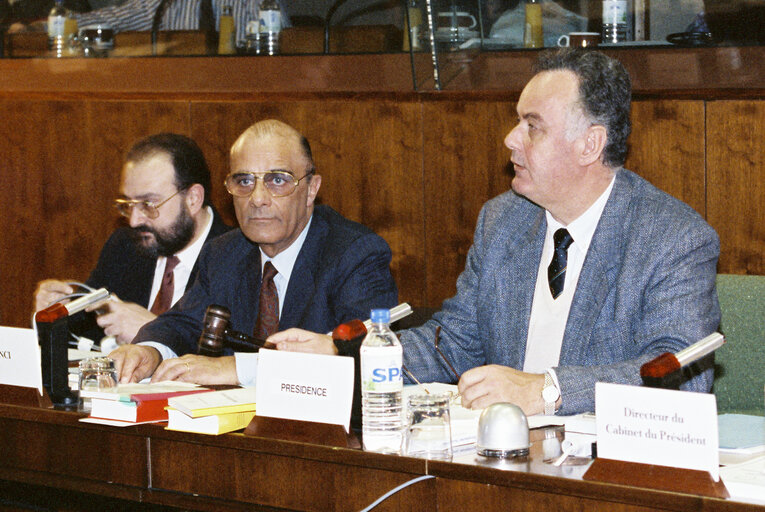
left=129, top=207, right=196, bottom=259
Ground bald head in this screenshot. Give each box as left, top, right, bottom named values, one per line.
left=231, top=119, right=313, bottom=169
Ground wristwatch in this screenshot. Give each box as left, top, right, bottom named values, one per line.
left=542, top=372, right=560, bottom=416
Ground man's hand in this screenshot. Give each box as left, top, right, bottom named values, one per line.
left=458, top=365, right=548, bottom=416
left=91, top=294, right=157, bottom=345
left=34, top=279, right=74, bottom=312
left=108, top=344, right=162, bottom=384
left=268, top=328, right=338, bottom=355
left=152, top=355, right=238, bottom=385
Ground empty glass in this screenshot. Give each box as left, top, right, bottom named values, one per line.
left=78, top=356, right=118, bottom=412
left=404, top=392, right=453, bottom=460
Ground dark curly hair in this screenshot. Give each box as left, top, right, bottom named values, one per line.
left=534, top=48, right=632, bottom=168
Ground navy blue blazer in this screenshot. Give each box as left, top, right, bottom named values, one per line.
left=133, top=205, right=399, bottom=356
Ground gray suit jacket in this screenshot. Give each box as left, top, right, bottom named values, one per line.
left=400, top=169, right=720, bottom=415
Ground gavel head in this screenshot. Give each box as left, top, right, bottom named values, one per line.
left=197, top=304, right=231, bottom=356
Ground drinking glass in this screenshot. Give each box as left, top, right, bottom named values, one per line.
left=404, top=392, right=453, bottom=460
left=78, top=356, right=118, bottom=412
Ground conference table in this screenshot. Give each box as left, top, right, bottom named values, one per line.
left=0, top=387, right=762, bottom=512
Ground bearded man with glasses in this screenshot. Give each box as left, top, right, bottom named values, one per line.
left=33, top=133, right=230, bottom=346
left=109, top=119, right=398, bottom=386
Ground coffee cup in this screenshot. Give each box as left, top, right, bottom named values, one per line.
left=557, top=32, right=601, bottom=47
left=436, top=11, right=477, bottom=32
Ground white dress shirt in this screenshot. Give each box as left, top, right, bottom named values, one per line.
left=523, top=177, right=615, bottom=395
left=147, top=206, right=214, bottom=312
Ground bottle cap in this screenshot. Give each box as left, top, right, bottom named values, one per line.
left=370, top=308, right=390, bottom=324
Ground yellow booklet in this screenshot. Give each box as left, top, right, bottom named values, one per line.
left=166, top=408, right=256, bottom=435
left=166, top=387, right=257, bottom=418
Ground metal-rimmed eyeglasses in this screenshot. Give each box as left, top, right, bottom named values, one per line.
left=113, top=187, right=187, bottom=220
left=224, top=169, right=315, bottom=198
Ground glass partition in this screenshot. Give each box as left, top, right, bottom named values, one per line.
left=1, top=0, right=762, bottom=59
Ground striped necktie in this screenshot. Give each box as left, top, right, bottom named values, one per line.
left=548, top=228, right=573, bottom=300
left=254, top=261, right=279, bottom=339
left=150, top=255, right=180, bottom=315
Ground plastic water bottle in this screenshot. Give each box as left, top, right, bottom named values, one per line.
left=361, top=308, right=404, bottom=454
left=258, top=0, right=281, bottom=55
left=47, top=0, right=70, bottom=57
left=602, top=0, right=628, bottom=44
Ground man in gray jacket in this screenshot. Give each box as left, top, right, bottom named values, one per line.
left=271, top=48, right=720, bottom=417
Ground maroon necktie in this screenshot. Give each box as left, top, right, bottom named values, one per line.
left=254, top=261, right=279, bottom=338
left=150, top=255, right=180, bottom=315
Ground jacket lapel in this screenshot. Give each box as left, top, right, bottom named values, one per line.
left=559, top=170, right=632, bottom=364
left=279, top=211, right=326, bottom=329
left=490, top=201, right=546, bottom=368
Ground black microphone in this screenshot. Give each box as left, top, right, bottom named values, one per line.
left=197, top=304, right=274, bottom=356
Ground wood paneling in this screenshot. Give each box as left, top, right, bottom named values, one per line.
left=707, top=100, right=765, bottom=275
left=0, top=53, right=762, bottom=327
left=0, top=99, right=190, bottom=326
left=626, top=100, right=706, bottom=215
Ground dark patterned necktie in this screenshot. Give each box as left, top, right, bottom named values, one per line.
left=548, top=228, right=573, bottom=300
left=150, top=255, right=180, bottom=315
left=199, top=0, right=217, bottom=54
left=254, top=261, right=279, bottom=339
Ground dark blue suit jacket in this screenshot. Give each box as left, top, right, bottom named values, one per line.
left=86, top=209, right=231, bottom=306
left=69, top=209, right=230, bottom=342
left=133, top=205, right=399, bottom=356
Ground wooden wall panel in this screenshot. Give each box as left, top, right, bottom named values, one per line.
left=190, top=99, right=426, bottom=307
left=626, top=100, right=706, bottom=216
left=0, top=99, right=190, bottom=328
left=422, top=100, right=516, bottom=307
left=707, top=100, right=765, bottom=275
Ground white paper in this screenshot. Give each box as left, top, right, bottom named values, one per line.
left=0, top=326, right=43, bottom=393
left=255, top=349, right=354, bottom=432
left=595, top=382, right=720, bottom=481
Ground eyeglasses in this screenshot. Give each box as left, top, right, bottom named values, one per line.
left=224, top=169, right=314, bottom=198
left=114, top=188, right=186, bottom=220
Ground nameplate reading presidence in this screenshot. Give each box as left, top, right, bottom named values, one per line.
left=256, top=349, right=354, bottom=432
left=0, top=326, right=43, bottom=393
left=596, top=382, right=720, bottom=480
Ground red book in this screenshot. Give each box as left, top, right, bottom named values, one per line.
left=89, top=388, right=213, bottom=423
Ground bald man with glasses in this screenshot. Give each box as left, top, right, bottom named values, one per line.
left=34, top=133, right=230, bottom=346
left=109, top=119, right=398, bottom=386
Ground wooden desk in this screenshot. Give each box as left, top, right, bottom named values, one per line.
left=0, top=399, right=762, bottom=512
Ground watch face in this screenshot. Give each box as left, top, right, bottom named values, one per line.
left=543, top=385, right=559, bottom=402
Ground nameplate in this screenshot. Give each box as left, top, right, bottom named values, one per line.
left=596, top=382, right=719, bottom=480
left=255, top=349, right=354, bottom=432
left=0, top=326, right=43, bottom=393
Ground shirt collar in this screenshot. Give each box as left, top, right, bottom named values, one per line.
left=259, top=215, right=313, bottom=282
left=545, top=175, right=615, bottom=253
left=168, top=205, right=214, bottom=270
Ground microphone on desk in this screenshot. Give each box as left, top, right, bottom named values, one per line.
left=640, top=332, right=725, bottom=379
left=34, top=288, right=110, bottom=323
left=331, top=303, right=413, bottom=340
left=197, top=304, right=275, bottom=356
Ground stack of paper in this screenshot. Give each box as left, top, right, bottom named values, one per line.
left=165, top=387, right=257, bottom=435
left=80, top=382, right=211, bottom=426
left=718, top=414, right=765, bottom=465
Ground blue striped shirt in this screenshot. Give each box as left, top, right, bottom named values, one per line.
left=75, top=0, right=290, bottom=46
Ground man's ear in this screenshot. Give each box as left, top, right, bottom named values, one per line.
left=579, top=125, right=608, bottom=166
left=185, top=183, right=206, bottom=215
left=306, top=174, right=321, bottom=207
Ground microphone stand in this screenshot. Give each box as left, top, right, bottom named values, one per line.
left=151, top=0, right=172, bottom=55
